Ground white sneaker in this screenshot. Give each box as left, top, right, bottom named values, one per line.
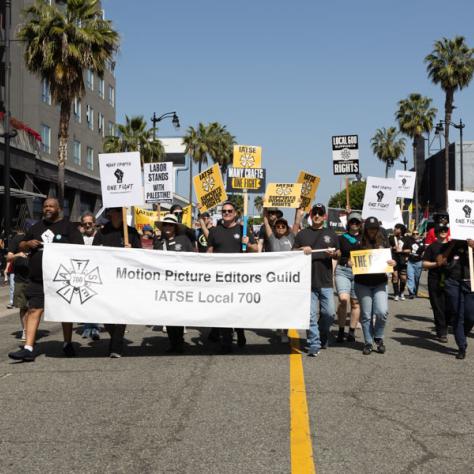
left=109, top=352, right=122, bottom=358
left=162, top=326, right=167, bottom=333
left=394, top=296, right=399, bottom=301
left=400, top=294, right=406, bottom=301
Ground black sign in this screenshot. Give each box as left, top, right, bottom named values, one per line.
left=332, top=135, right=359, bottom=175
left=226, top=167, right=266, bottom=194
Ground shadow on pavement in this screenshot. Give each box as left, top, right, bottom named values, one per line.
left=392, top=326, right=457, bottom=355
left=394, top=313, right=434, bottom=324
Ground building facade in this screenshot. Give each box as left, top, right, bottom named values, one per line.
left=0, top=0, right=116, bottom=224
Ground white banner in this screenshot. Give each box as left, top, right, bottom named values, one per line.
left=362, top=176, right=398, bottom=221
left=143, top=161, right=174, bottom=203
left=43, top=245, right=311, bottom=329
left=381, top=204, right=404, bottom=230
left=395, top=170, right=416, bottom=199
left=448, top=190, right=474, bottom=240
left=98, top=152, right=144, bottom=207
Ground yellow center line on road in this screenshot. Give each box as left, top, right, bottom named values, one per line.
left=288, top=329, right=316, bottom=474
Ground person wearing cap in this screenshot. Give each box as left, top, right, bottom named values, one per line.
left=422, top=224, right=451, bottom=342
left=436, top=237, right=474, bottom=360
left=293, top=203, right=339, bottom=357
left=425, top=212, right=450, bottom=245
left=334, top=212, right=362, bottom=343
left=354, top=216, right=395, bottom=355
left=207, top=200, right=257, bottom=354
left=389, top=223, right=410, bottom=301
left=258, top=208, right=283, bottom=252
left=154, top=214, right=195, bottom=353
left=196, top=209, right=214, bottom=253
left=170, top=203, right=198, bottom=248
left=92, top=207, right=142, bottom=358
left=403, top=229, right=426, bottom=299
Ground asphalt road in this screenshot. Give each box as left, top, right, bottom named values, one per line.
left=0, top=285, right=473, bottom=474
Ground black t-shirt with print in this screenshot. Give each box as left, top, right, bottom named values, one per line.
left=423, top=240, right=444, bottom=280
left=8, top=233, right=29, bottom=283
left=197, top=229, right=209, bottom=253
left=23, top=219, right=84, bottom=282
left=293, top=227, right=339, bottom=289
left=153, top=234, right=194, bottom=252
left=207, top=223, right=255, bottom=254
left=338, top=233, right=361, bottom=266
left=441, top=240, right=470, bottom=281
left=92, top=222, right=142, bottom=249
left=403, top=236, right=426, bottom=262
left=258, top=225, right=272, bottom=252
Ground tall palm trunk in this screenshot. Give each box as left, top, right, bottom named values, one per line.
left=57, top=101, right=71, bottom=207
left=413, top=141, right=418, bottom=227
left=384, top=161, right=389, bottom=178
left=188, top=154, right=193, bottom=206
left=444, top=88, right=454, bottom=209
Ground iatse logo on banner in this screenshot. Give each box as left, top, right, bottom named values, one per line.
left=53, top=259, right=102, bottom=304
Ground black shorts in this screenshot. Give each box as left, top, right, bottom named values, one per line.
left=25, top=281, right=45, bottom=309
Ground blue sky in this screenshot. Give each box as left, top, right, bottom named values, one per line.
left=103, top=0, right=474, bottom=208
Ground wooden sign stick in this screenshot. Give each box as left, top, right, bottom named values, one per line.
left=122, top=207, right=129, bottom=246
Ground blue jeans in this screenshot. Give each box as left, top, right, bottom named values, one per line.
left=307, top=288, right=335, bottom=353
left=407, top=260, right=422, bottom=295
left=444, top=279, right=474, bottom=351
left=355, top=282, right=388, bottom=345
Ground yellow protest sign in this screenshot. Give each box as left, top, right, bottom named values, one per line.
left=134, top=207, right=159, bottom=233
left=193, top=164, right=227, bottom=212
left=233, top=145, right=262, bottom=169
left=182, top=204, right=193, bottom=227
left=263, top=183, right=302, bottom=208
left=297, top=171, right=321, bottom=211
left=350, top=249, right=393, bottom=275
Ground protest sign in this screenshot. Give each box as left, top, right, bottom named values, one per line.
left=362, top=177, right=398, bottom=221
left=134, top=207, right=159, bottom=233
left=381, top=204, right=404, bottom=230
left=332, top=135, right=359, bottom=175
left=297, top=171, right=320, bottom=211
left=226, top=167, right=266, bottom=193
left=43, top=245, right=311, bottom=329
left=448, top=190, right=474, bottom=240
left=395, top=170, right=416, bottom=199
left=263, top=183, right=302, bottom=208
left=143, top=162, right=174, bottom=203
left=98, top=152, right=144, bottom=207
left=233, top=145, right=262, bottom=169
left=350, top=249, right=393, bottom=275
left=193, top=164, right=227, bottom=212
left=182, top=204, right=193, bottom=227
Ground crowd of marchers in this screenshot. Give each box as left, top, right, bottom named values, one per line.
left=3, top=198, right=473, bottom=362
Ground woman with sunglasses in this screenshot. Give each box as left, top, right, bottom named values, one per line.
left=404, top=229, right=425, bottom=299
left=354, top=217, right=395, bottom=355
left=335, top=212, right=362, bottom=343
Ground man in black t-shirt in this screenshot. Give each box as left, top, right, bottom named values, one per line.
left=93, top=208, right=142, bottom=358
left=155, top=213, right=195, bottom=353
left=207, top=201, right=257, bottom=353
left=7, top=229, right=28, bottom=340
left=293, top=203, right=339, bottom=357
left=8, top=199, right=84, bottom=362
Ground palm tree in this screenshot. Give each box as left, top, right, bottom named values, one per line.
left=206, top=122, right=235, bottom=175
left=18, top=0, right=119, bottom=205
left=254, top=196, right=264, bottom=214
left=370, top=127, right=406, bottom=178
left=103, top=115, right=164, bottom=163
left=396, top=93, right=437, bottom=225
left=425, top=36, right=474, bottom=205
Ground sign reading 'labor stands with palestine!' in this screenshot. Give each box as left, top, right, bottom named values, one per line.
left=193, top=164, right=228, bottom=212
left=332, top=135, right=359, bottom=175
left=143, top=161, right=174, bottom=203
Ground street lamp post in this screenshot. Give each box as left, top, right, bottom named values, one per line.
left=400, top=157, right=408, bottom=171
left=150, top=111, right=180, bottom=142
left=435, top=119, right=465, bottom=192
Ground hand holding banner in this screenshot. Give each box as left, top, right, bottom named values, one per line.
left=263, top=183, right=302, bottom=208
left=297, top=171, right=320, bottom=211
left=193, top=164, right=228, bottom=212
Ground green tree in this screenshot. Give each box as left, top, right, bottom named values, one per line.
left=370, top=127, right=406, bottom=178
left=18, top=0, right=119, bottom=204
left=425, top=36, right=474, bottom=204
left=227, top=194, right=244, bottom=215
left=254, top=195, right=264, bottom=214
left=328, top=180, right=366, bottom=210
left=396, top=93, right=437, bottom=224
left=103, top=115, right=164, bottom=163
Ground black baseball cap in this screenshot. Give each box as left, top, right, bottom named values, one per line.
left=311, top=203, right=326, bottom=215
left=364, top=216, right=380, bottom=229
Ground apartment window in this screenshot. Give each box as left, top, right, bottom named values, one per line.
left=98, top=113, right=105, bottom=137
left=98, top=78, right=104, bottom=99
left=86, top=69, right=94, bottom=90
left=73, top=140, right=81, bottom=165
left=108, top=85, right=115, bottom=107
left=86, top=105, right=94, bottom=130
left=40, top=124, right=51, bottom=154
left=73, top=97, right=81, bottom=123
left=86, top=146, right=94, bottom=170
left=107, top=121, right=115, bottom=136
left=41, top=79, right=51, bottom=105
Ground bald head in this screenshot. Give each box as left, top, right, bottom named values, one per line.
left=43, top=198, right=61, bottom=222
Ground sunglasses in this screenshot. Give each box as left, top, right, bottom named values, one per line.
left=173, top=211, right=183, bottom=215
left=222, top=209, right=234, bottom=214
left=275, top=224, right=287, bottom=229
left=82, top=222, right=95, bottom=227
left=312, top=211, right=325, bottom=217
left=349, top=220, right=361, bottom=225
